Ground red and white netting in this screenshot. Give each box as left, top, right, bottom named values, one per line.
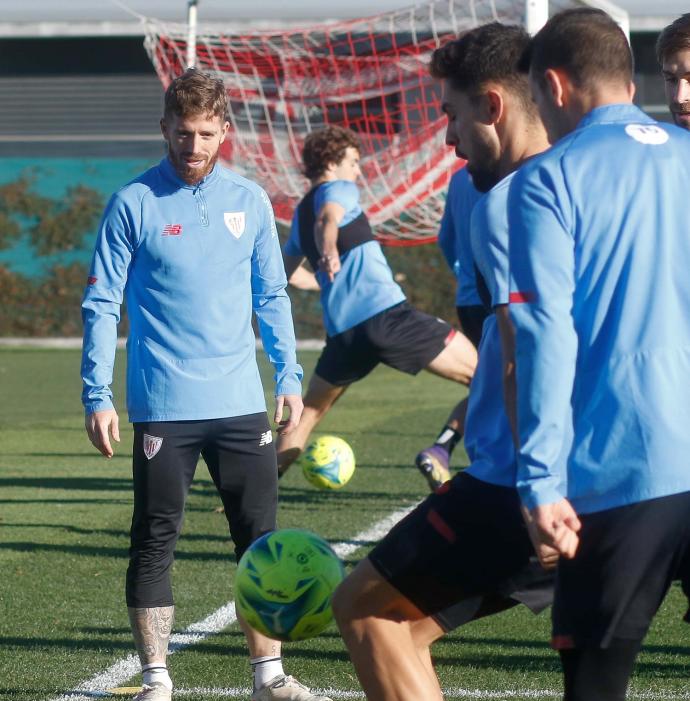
left=144, top=0, right=617, bottom=244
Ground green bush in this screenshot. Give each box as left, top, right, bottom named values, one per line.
left=1, top=177, right=458, bottom=338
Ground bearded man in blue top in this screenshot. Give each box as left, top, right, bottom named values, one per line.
left=81, top=68, right=330, bottom=701
left=278, top=125, right=477, bottom=481
left=509, top=10, right=690, bottom=700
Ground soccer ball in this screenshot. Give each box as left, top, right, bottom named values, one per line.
left=234, top=528, right=345, bottom=641
left=299, top=435, right=355, bottom=489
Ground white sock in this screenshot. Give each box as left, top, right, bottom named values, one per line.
left=250, top=656, right=284, bottom=691
left=142, top=664, right=172, bottom=690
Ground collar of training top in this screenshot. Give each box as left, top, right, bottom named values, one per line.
left=577, top=103, right=655, bottom=130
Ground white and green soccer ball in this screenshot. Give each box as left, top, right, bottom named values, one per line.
left=234, top=528, right=345, bottom=641
left=299, top=435, right=356, bottom=489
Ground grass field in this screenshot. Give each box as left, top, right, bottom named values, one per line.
left=1, top=348, right=688, bottom=701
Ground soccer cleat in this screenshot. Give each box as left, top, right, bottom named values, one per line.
left=132, top=682, right=172, bottom=701
left=251, top=674, right=333, bottom=701
left=415, top=445, right=451, bottom=491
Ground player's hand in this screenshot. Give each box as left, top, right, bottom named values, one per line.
left=521, top=505, right=561, bottom=570
left=85, top=409, right=120, bottom=458
left=524, top=499, right=581, bottom=560
left=318, top=252, right=341, bottom=282
left=274, top=394, right=303, bottom=435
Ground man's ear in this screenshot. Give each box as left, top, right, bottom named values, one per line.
left=485, top=88, right=506, bottom=125
left=160, top=118, right=168, bottom=140
left=219, top=120, right=230, bottom=144
left=544, top=68, right=568, bottom=108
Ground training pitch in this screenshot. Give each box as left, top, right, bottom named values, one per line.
left=0, top=348, right=688, bottom=700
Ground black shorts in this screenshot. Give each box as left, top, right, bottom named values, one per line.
left=368, top=472, right=553, bottom=632
left=456, top=304, right=489, bottom=350
left=126, top=413, right=278, bottom=608
left=314, top=301, right=455, bottom=386
left=552, top=490, right=690, bottom=649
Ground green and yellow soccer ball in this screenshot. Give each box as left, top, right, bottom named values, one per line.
left=235, top=529, right=345, bottom=641
left=299, top=435, right=355, bottom=489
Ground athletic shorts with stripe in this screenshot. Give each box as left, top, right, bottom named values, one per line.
left=126, top=413, right=278, bottom=608
left=368, top=472, right=553, bottom=631
left=314, top=301, right=455, bottom=387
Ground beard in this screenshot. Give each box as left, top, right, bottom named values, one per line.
left=671, top=103, right=690, bottom=129
left=466, top=163, right=500, bottom=193
left=169, top=149, right=220, bottom=185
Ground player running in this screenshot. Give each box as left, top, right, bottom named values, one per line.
left=332, top=24, right=555, bottom=701
left=509, top=10, right=690, bottom=700
left=277, top=125, right=477, bottom=479
left=81, top=69, right=330, bottom=701
left=657, top=13, right=690, bottom=130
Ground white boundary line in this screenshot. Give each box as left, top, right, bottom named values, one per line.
left=50, top=505, right=417, bottom=701
left=57, top=686, right=690, bottom=700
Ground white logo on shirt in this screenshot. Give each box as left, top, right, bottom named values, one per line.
left=224, top=211, right=246, bottom=238
left=625, top=124, right=669, bottom=145
left=143, top=434, right=163, bottom=460
left=259, top=430, right=273, bottom=447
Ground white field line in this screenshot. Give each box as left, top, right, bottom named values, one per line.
left=58, top=686, right=690, bottom=700
left=50, top=505, right=417, bottom=701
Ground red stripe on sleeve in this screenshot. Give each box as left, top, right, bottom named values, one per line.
left=509, top=291, right=536, bottom=303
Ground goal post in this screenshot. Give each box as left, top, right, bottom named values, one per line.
left=145, top=0, right=629, bottom=245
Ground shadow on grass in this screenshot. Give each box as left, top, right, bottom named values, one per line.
left=0, top=477, right=132, bottom=491
left=0, top=541, right=239, bottom=562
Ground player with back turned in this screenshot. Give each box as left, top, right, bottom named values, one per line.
left=509, top=9, right=690, bottom=700
left=331, top=24, right=557, bottom=701
left=81, top=68, right=331, bottom=701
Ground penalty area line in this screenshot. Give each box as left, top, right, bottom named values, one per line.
left=50, top=504, right=417, bottom=701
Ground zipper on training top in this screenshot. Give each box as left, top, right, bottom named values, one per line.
left=194, top=185, right=209, bottom=227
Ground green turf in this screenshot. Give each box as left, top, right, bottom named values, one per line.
left=0, top=348, right=688, bottom=700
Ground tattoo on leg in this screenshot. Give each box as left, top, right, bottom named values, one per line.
left=128, top=606, right=175, bottom=665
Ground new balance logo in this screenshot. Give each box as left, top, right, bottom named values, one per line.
left=259, top=430, right=273, bottom=447
left=143, top=434, right=163, bottom=460
left=162, top=224, right=182, bottom=236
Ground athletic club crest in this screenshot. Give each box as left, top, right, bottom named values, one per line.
left=224, top=211, right=246, bottom=238
left=143, top=433, right=163, bottom=460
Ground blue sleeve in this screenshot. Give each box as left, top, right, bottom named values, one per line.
left=252, top=188, right=304, bottom=396
left=508, top=162, right=577, bottom=509
left=80, top=193, right=134, bottom=415
left=437, top=193, right=456, bottom=271
left=449, top=170, right=482, bottom=307
left=283, top=212, right=303, bottom=257
left=474, top=185, right=510, bottom=307
left=314, top=180, right=360, bottom=219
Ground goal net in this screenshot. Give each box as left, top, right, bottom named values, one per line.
left=144, top=0, right=627, bottom=245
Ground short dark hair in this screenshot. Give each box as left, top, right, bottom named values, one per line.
left=164, top=68, right=228, bottom=120
left=521, top=9, right=632, bottom=90
left=302, top=126, right=360, bottom=181
left=656, top=13, right=690, bottom=65
left=429, top=22, right=535, bottom=112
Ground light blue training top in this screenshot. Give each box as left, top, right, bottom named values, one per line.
left=509, top=104, right=690, bottom=514
left=437, top=167, right=484, bottom=307
left=463, top=173, right=519, bottom=487
left=81, top=157, right=303, bottom=423
left=284, top=180, right=405, bottom=336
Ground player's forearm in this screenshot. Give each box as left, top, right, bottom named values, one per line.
left=513, top=315, right=576, bottom=509
left=315, top=215, right=339, bottom=258
left=81, top=301, right=120, bottom=414
left=253, top=289, right=304, bottom=396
